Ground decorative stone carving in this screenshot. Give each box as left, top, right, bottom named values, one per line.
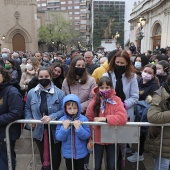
left=14, top=11, right=20, bottom=20
left=164, top=6, right=170, bottom=16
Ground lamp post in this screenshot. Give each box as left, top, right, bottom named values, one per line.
left=137, top=17, right=146, bottom=53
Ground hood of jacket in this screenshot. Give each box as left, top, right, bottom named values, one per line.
left=92, top=86, right=116, bottom=99
left=62, top=94, right=81, bottom=119
left=146, top=86, right=170, bottom=104
left=0, top=78, right=19, bottom=91
left=101, top=60, right=109, bottom=71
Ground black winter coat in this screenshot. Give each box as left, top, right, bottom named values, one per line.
left=138, top=77, right=160, bottom=101
left=0, top=81, right=24, bottom=140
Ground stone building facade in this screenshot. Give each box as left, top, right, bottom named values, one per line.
left=0, top=0, right=38, bottom=52
left=129, top=0, right=170, bottom=53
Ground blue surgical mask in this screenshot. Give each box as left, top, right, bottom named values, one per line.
left=134, top=61, right=142, bottom=69
left=2, top=53, right=8, bottom=59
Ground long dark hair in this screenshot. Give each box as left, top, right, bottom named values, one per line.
left=49, top=62, right=64, bottom=89
left=50, top=62, right=64, bottom=79
left=5, top=58, right=17, bottom=70
left=108, top=50, right=135, bottom=78
left=66, top=56, right=88, bottom=85
left=93, top=76, right=113, bottom=117
left=0, top=66, right=11, bottom=83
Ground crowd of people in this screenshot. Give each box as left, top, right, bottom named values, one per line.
left=0, top=45, right=170, bottom=170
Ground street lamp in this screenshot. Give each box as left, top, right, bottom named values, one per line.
left=137, top=17, right=146, bottom=53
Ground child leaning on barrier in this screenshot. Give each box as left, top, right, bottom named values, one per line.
left=55, top=94, right=91, bottom=170
left=86, top=76, right=127, bottom=170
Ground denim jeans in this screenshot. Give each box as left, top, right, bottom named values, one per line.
left=154, top=157, right=170, bottom=170
left=94, top=144, right=115, bottom=170
left=0, top=140, right=16, bottom=170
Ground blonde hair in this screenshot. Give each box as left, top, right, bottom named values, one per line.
left=27, top=57, right=40, bottom=70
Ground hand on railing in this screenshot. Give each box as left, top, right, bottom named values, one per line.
left=62, top=120, right=71, bottom=130
left=41, top=115, right=51, bottom=124
left=73, top=120, right=81, bottom=129
left=28, top=119, right=37, bottom=128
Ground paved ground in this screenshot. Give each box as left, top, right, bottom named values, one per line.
left=15, top=129, right=154, bottom=170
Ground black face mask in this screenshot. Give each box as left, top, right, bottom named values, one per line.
left=75, top=67, right=85, bottom=77
left=39, top=79, right=51, bottom=88
left=115, top=64, right=126, bottom=74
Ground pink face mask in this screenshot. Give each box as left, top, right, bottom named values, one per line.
left=99, top=89, right=111, bottom=98
left=142, top=72, right=152, bottom=81
left=156, top=69, right=164, bottom=75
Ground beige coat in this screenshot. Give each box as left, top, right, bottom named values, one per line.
left=62, top=75, right=96, bottom=113
left=145, top=87, right=170, bottom=158
left=20, top=71, right=36, bottom=91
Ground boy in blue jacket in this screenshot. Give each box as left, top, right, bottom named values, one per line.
left=56, top=94, right=90, bottom=170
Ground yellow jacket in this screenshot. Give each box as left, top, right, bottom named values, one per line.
left=92, top=60, right=109, bottom=84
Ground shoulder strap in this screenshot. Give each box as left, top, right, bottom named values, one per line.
left=67, top=81, right=71, bottom=94
left=108, top=72, right=113, bottom=87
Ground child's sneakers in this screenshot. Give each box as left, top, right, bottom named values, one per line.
left=127, top=152, right=144, bottom=162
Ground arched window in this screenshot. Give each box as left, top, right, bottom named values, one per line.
left=152, top=23, right=161, bottom=51
left=153, top=23, right=161, bottom=36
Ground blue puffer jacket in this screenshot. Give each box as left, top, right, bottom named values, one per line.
left=25, top=82, right=65, bottom=143
left=56, top=94, right=90, bottom=159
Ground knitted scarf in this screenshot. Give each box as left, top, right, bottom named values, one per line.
left=114, top=70, right=126, bottom=102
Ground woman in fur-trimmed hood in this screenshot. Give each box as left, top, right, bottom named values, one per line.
left=145, top=74, right=170, bottom=170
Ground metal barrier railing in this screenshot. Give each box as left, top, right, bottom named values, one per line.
left=5, top=120, right=170, bottom=170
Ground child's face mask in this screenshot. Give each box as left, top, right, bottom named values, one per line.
left=99, top=89, right=111, bottom=98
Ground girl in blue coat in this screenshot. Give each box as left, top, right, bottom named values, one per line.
left=56, top=94, right=90, bottom=170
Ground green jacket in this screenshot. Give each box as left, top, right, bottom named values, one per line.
left=145, top=87, right=170, bottom=158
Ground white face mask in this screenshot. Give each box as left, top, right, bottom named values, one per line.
left=26, top=63, right=33, bottom=71
left=142, top=72, right=152, bottom=81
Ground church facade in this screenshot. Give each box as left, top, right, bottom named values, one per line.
left=0, top=0, right=38, bottom=52
left=129, top=0, right=170, bottom=53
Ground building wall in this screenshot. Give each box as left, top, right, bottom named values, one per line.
left=124, top=0, right=136, bottom=45
left=37, top=0, right=91, bottom=48
left=129, top=0, right=170, bottom=53
left=93, top=0, right=125, bottom=50
left=0, top=0, right=38, bottom=52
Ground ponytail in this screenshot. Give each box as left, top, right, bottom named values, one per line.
left=93, top=92, right=101, bottom=117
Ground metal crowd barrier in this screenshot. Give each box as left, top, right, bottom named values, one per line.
left=5, top=120, right=170, bottom=170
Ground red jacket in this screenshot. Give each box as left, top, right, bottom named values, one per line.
left=86, top=86, right=127, bottom=144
